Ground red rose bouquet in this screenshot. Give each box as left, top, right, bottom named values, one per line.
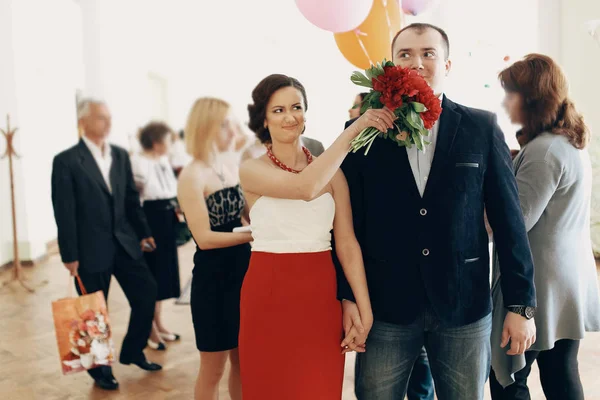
left=350, top=59, right=442, bottom=155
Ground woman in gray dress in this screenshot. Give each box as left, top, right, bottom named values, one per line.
left=490, top=54, right=600, bottom=400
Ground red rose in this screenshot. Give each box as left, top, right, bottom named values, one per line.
left=368, top=65, right=442, bottom=128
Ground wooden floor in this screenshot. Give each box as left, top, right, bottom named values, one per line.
left=1, top=243, right=599, bottom=400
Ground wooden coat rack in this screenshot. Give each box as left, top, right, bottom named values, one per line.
left=0, top=115, right=35, bottom=292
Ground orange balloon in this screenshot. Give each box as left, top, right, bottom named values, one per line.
left=334, top=0, right=404, bottom=69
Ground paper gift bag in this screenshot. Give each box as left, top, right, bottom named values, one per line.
left=52, top=276, right=115, bottom=375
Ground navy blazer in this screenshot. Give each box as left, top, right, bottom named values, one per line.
left=51, top=140, right=151, bottom=273
left=333, top=96, right=536, bottom=327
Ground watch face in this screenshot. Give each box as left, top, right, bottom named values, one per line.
left=525, top=307, right=535, bottom=319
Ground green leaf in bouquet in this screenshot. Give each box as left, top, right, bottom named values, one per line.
left=384, top=59, right=395, bottom=67
left=360, top=99, right=371, bottom=115
left=413, top=132, right=425, bottom=152
left=351, top=71, right=373, bottom=88
left=373, top=62, right=385, bottom=76
left=369, top=64, right=386, bottom=79
left=405, top=109, right=424, bottom=131
left=360, top=91, right=377, bottom=113
left=365, top=67, right=375, bottom=81
left=410, top=102, right=428, bottom=113
left=404, top=111, right=419, bottom=131
left=371, top=92, right=384, bottom=109
left=360, top=91, right=373, bottom=105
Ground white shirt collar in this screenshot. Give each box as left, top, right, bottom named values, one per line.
left=82, top=135, right=111, bottom=159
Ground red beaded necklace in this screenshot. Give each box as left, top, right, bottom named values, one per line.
left=266, top=145, right=313, bottom=174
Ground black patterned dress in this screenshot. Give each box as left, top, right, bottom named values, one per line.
left=190, top=185, right=251, bottom=352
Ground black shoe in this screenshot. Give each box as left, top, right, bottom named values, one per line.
left=100, top=365, right=116, bottom=380
left=93, top=375, right=119, bottom=391
left=121, top=357, right=162, bottom=372
left=147, top=339, right=167, bottom=351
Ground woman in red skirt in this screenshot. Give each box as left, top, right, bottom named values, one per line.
left=239, top=74, right=396, bottom=399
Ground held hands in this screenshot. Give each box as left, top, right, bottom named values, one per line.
left=64, top=261, right=79, bottom=277
left=501, top=312, right=536, bottom=355
left=340, top=300, right=373, bottom=354
left=141, top=237, right=157, bottom=252
left=351, top=108, right=397, bottom=137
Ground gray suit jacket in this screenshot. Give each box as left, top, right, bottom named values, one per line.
left=491, top=132, right=600, bottom=387
left=301, top=136, right=325, bottom=156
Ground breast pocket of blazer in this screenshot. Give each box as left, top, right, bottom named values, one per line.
left=453, top=153, right=483, bottom=192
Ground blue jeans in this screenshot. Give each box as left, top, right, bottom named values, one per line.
left=407, top=347, right=434, bottom=400
left=355, top=309, right=492, bottom=400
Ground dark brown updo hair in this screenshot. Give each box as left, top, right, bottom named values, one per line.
left=248, top=74, right=308, bottom=144
left=138, top=121, right=173, bottom=151
left=498, top=53, right=589, bottom=149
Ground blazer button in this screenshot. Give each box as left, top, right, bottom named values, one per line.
left=420, top=208, right=427, bottom=216
left=422, top=249, right=430, bottom=256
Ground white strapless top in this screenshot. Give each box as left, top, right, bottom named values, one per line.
left=249, top=193, right=335, bottom=253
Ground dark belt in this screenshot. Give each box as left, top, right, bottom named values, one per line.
left=143, top=198, right=177, bottom=211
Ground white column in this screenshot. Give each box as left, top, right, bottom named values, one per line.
left=80, top=0, right=112, bottom=100
left=79, top=0, right=152, bottom=149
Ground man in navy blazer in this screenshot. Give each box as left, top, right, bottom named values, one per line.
left=334, top=23, right=537, bottom=399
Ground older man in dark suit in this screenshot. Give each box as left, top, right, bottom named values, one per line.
left=51, top=99, right=161, bottom=391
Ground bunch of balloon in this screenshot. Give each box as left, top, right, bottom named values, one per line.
left=294, top=0, right=374, bottom=33
left=333, top=0, right=405, bottom=70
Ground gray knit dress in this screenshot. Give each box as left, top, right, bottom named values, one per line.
left=491, top=132, right=600, bottom=387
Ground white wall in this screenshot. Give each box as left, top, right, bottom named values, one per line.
left=0, top=0, right=26, bottom=266
left=555, top=0, right=600, bottom=254
left=0, top=0, right=83, bottom=265
left=161, top=0, right=363, bottom=147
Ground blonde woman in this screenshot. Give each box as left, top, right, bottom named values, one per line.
left=177, top=98, right=252, bottom=400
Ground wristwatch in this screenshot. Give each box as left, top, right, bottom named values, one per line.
left=506, top=305, right=536, bottom=320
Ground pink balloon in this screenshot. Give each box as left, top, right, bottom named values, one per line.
left=401, top=0, right=435, bottom=16
left=295, top=0, right=374, bottom=33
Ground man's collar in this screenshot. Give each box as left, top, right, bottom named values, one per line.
left=82, top=134, right=109, bottom=157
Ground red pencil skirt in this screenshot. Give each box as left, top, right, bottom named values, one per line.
left=239, top=251, right=345, bottom=399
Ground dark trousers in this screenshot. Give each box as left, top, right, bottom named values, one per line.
left=407, top=347, right=435, bottom=400
left=489, top=339, right=584, bottom=400
left=75, top=245, right=157, bottom=380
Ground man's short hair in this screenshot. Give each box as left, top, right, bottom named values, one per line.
left=77, top=98, right=106, bottom=120
left=391, top=23, right=450, bottom=60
